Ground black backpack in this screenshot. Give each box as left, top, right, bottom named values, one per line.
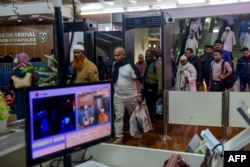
left=221, top=61, right=236, bottom=89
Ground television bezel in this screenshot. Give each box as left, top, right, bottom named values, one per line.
left=25, top=81, right=114, bottom=166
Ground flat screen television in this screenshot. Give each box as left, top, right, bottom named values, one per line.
left=25, top=81, right=114, bottom=166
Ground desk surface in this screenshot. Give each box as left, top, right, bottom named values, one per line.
left=75, top=160, right=111, bottom=167
left=0, top=130, right=25, bottom=157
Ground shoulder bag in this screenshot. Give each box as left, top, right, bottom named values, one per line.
left=12, top=72, right=32, bottom=89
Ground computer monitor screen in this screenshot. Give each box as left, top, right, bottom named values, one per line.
left=25, top=81, right=113, bottom=166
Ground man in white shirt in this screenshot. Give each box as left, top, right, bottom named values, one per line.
left=111, top=47, right=142, bottom=144
left=210, top=49, right=232, bottom=92
left=185, top=32, right=198, bottom=56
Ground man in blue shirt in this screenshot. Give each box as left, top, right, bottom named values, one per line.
left=200, top=45, right=214, bottom=90
left=235, top=47, right=250, bottom=92
left=238, top=17, right=250, bottom=48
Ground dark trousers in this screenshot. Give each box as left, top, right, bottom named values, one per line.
left=240, top=77, right=250, bottom=92
left=210, top=80, right=225, bottom=92
left=143, top=83, right=158, bottom=120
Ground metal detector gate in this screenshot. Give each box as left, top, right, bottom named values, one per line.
left=122, top=11, right=173, bottom=90
left=122, top=11, right=173, bottom=141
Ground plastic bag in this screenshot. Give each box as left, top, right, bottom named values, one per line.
left=156, top=97, right=163, bottom=115
left=200, top=143, right=224, bottom=167
left=232, top=79, right=240, bottom=92
left=129, top=102, right=153, bottom=136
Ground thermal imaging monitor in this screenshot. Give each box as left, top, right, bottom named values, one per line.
left=25, top=81, right=113, bottom=166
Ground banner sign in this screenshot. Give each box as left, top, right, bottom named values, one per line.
left=0, top=32, right=47, bottom=46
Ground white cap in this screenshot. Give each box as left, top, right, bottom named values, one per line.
left=225, top=26, right=230, bottom=30
left=180, top=55, right=187, bottom=60
left=73, top=44, right=85, bottom=51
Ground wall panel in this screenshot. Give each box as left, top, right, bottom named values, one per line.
left=0, top=23, right=53, bottom=61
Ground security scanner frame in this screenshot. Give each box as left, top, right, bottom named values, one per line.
left=63, top=20, right=87, bottom=65
left=122, top=11, right=174, bottom=141
left=63, top=18, right=98, bottom=65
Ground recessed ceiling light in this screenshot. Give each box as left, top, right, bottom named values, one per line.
left=17, top=19, right=21, bottom=22
left=104, top=1, right=114, bottom=5
left=178, top=0, right=206, bottom=5
left=81, top=4, right=103, bottom=11
left=209, top=0, right=238, bottom=5
left=102, top=7, right=124, bottom=12
left=128, top=0, right=137, bottom=4
left=127, top=6, right=150, bottom=11
left=38, top=18, right=43, bottom=21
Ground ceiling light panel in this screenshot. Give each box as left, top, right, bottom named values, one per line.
left=178, top=0, right=206, bottom=5
left=127, top=6, right=150, bottom=12
left=152, top=4, right=177, bottom=9
left=209, top=0, right=238, bottom=4
left=81, top=4, right=103, bottom=11
left=128, top=0, right=137, bottom=4
left=102, top=7, right=124, bottom=13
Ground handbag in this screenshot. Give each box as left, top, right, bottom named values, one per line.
left=200, top=143, right=224, bottom=167
left=12, top=72, right=32, bottom=89
left=163, top=154, right=190, bottom=167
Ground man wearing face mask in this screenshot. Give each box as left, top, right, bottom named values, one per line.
left=71, top=44, right=99, bottom=83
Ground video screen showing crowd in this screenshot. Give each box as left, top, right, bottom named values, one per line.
left=31, top=89, right=111, bottom=140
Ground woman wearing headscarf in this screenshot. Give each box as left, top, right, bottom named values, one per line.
left=12, top=52, right=37, bottom=120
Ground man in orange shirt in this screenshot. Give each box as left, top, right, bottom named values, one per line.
left=72, top=44, right=99, bottom=83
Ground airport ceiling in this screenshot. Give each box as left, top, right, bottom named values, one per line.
left=0, top=0, right=175, bottom=24
left=0, top=0, right=250, bottom=24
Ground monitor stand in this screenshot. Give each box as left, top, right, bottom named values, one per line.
left=62, top=151, right=92, bottom=167
left=63, top=154, right=73, bottom=167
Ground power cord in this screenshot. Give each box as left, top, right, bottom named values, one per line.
left=49, top=157, right=62, bottom=167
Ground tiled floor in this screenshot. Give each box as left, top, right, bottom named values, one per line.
left=122, top=121, right=250, bottom=152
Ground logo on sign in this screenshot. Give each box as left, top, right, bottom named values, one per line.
left=39, top=32, right=47, bottom=42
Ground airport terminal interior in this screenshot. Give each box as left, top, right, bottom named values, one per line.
left=1, top=0, right=250, bottom=167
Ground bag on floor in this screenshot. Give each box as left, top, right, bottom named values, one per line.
left=129, top=102, right=153, bottom=136
left=163, top=154, right=190, bottom=167
left=200, top=143, right=224, bottom=167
